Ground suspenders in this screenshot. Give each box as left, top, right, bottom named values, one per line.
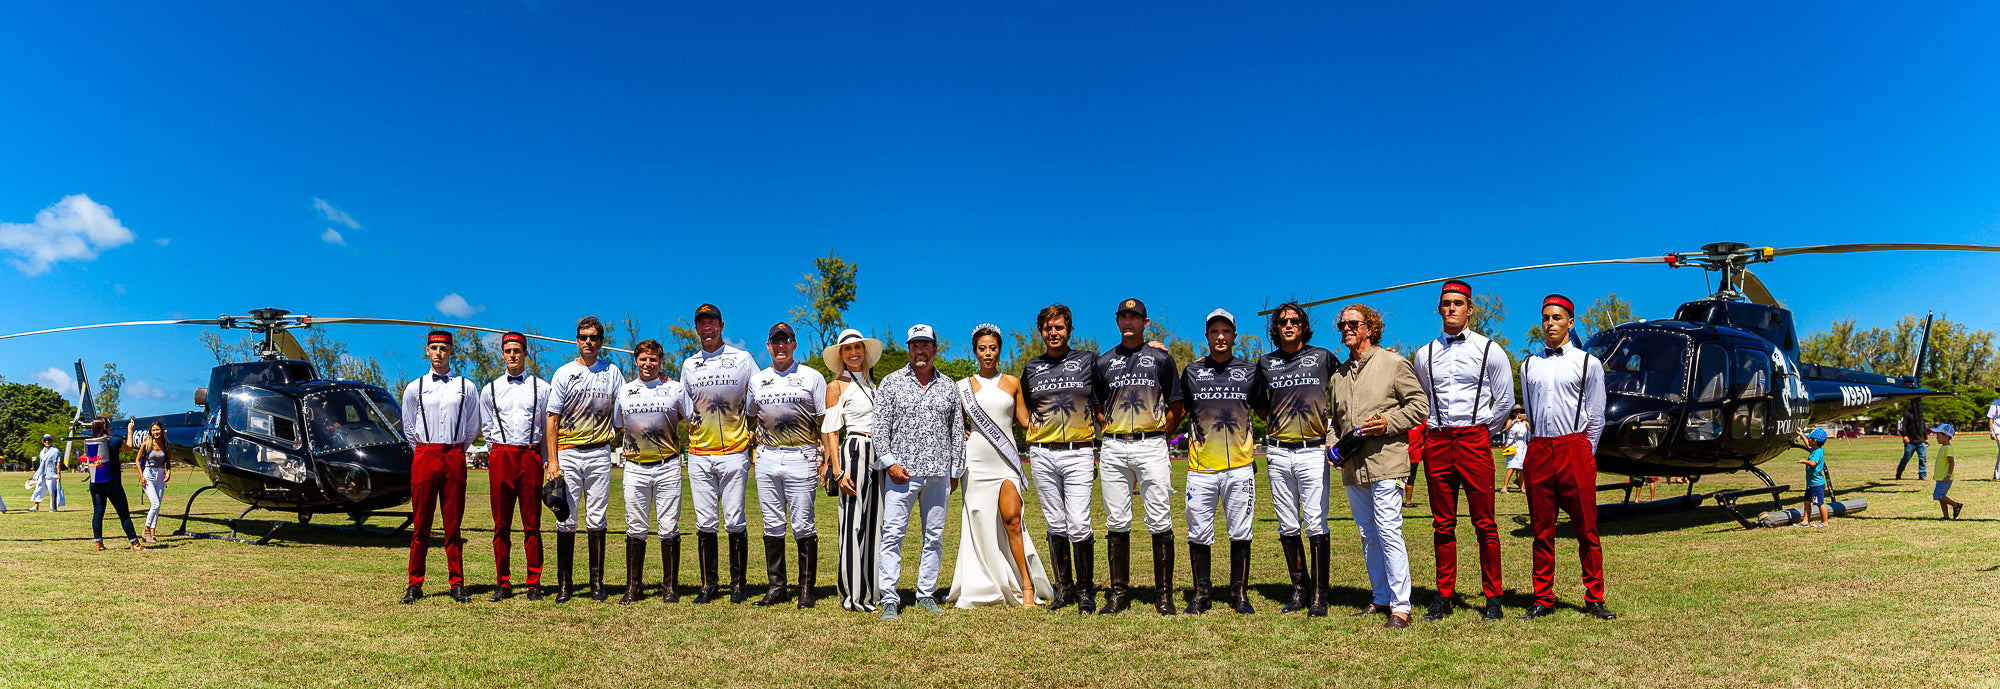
left=1427, top=337, right=1493, bottom=427
left=416, top=375, right=470, bottom=444
left=1524, top=349, right=1590, bottom=437
left=487, top=377, right=539, bottom=446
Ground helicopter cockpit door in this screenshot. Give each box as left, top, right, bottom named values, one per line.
left=1728, top=348, right=1772, bottom=442
left=1685, top=344, right=1729, bottom=441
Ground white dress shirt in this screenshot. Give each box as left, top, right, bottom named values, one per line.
left=1520, top=343, right=1606, bottom=450
left=1987, top=399, right=1999, bottom=433
left=1411, top=330, right=1514, bottom=433
left=401, top=369, right=481, bottom=446
left=38, top=446, right=62, bottom=478
left=480, top=371, right=551, bottom=447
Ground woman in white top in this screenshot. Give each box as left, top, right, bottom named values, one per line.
left=1500, top=408, right=1529, bottom=493
left=947, top=324, right=1053, bottom=609
left=128, top=420, right=174, bottom=543
left=819, top=329, right=885, bottom=612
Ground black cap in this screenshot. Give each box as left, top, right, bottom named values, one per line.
left=694, top=303, right=722, bottom=321
left=768, top=322, right=796, bottom=341
left=1116, top=298, right=1147, bottom=318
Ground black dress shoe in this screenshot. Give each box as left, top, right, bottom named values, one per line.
left=450, top=586, right=471, bottom=603
left=1481, top=597, right=1504, bottom=620
left=1520, top=603, right=1557, bottom=620
left=1422, top=597, right=1456, bottom=622
left=488, top=586, right=513, bottom=602
left=1584, top=602, right=1618, bottom=620
left=1349, top=603, right=1390, bottom=617
left=525, top=587, right=544, bottom=602
left=400, top=586, right=422, bottom=604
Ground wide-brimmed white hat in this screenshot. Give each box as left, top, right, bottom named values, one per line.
left=821, top=328, right=883, bottom=374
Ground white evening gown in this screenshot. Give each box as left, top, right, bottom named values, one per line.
left=946, top=374, right=1053, bottom=608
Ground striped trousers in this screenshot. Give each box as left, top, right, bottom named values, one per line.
left=837, top=434, right=885, bottom=612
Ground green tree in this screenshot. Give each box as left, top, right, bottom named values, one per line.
left=1470, top=292, right=1510, bottom=353
left=789, top=251, right=860, bottom=353
left=198, top=331, right=257, bottom=364
left=94, top=363, right=124, bottom=422
left=0, top=383, right=76, bottom=461
left=1580, top=294, right=1635, bottom=342
left=661, top=319, right=700, bottom=379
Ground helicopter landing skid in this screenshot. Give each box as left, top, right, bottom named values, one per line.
left=293, top=511, right=414, bottom=537
left=172, top=485, right=413, bottom=544
left=1711, top=466, right=1789, bottom=530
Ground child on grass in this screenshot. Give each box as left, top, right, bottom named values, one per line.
left=1932, top=424, right=1963, bottom=520
left=1795, top=428, right=1830, bottom=527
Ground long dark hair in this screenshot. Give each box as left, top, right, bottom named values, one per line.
left=1267, top=301, right=1313, bottom=347
left=143, top=421, right=170, bottom=458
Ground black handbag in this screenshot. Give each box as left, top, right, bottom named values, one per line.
left=540, top=476, right=571, bottom=522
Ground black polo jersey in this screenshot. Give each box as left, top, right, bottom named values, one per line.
left=1180, top=355, right=1264, bottom=473
left=1257, top=345, right=1338, bottom=442
left=1021, top=349, right=1100, bottom=444
left=1097, top=343, right=1181, bottom=434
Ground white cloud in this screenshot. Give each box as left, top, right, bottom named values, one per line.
left=435, top=293, right=485, bottom=318
left=124, top=379, right=174, bottom=400
left=321, top=228, right=346, bottom=246
left=33, top=367, right=75, bottom=396
left=0, top=194, right=136, bottom=275
left=153, top=238, right=170, bottom=246
left=312, top=198, right=360, bottom=229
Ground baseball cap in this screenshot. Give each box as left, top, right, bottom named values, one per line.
left=768, top=322, right=796, bottom=342
left=42, top=433, right=53, bottom=440
left=1116, top=298, right=1147, bottom=318
left=1931, top=424, right=1955, bottom=437
left=1206, top=308, right=1235, bottom=328
left=694, top=303, right=723, bottom=321
left=1807, top=428, right=1827, bottom=442
left=906, top=324, right=937, bottom=344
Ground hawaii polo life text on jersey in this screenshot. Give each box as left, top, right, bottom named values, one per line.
left=746, top=363, right=829, bottom=540
left=681, top=344, right=760, bottom=535
left=546, top=358, right=625, bottom=533
left=1096, top=343, right=1181, bottom=537
left=1179, top=355, right=1263, bottom=545
left=617, top=376, right=694, bottom=537
left=1020, top=348, right=1102, bottom=546
left=1258, top=344, right=1338, bottom=539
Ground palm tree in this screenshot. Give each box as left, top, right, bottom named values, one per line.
left=1212, top=408, right=1245, bottom=440
left=1116, top=389, right=1149, bottom=421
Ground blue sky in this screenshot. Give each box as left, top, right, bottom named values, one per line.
left=4, top=1, right=1999, bottom=416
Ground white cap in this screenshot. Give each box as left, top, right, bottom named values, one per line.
left=906, top=324, right=937, bottom=344
left=1205, top=308, right=1235, bottom=327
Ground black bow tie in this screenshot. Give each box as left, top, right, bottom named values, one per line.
left=432, top=374, right=450, bottom=382
left=508, top=375, right=526, bottom=383
left=1445, top=335, right=1466, bottom=344
left=1544, top=347, right=1564, bottom=357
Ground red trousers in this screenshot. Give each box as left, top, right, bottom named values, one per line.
left=488, top=444, right=544, bottom=587
left=1424, top=425, right=1501, bottom=598
left=1525, top=433, right=1605, bottom=605
left=408, top=444, right=467, bottom=587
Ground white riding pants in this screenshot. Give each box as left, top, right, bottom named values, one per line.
left=1265, top=445, right=1329, bottom=537
left=689, top=451, right=749, bottom=534
left=1099, top=437, right=1174, bottom=535
left=1029, top=445, right=1096, bottom=541
left=1184, top=464, right=1256, bottom=546
left=756, top=446, right=820, bottom=539
left=622, top=458, right=682, bottom=537
left=557, top=446, right=614, bottom=533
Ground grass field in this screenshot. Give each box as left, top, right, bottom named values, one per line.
left=2, top=436, right=1997, bottom=688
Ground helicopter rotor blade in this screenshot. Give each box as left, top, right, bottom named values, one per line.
left=0, top=319, right=225, bottom=343
left=1771, top=242, right=2000, bottom=257
left=272, top=329, right=310, bottom=361
left=310, top=317, right=634, bottom=354
left=1732, top=269, right=1779, bottom=306
left=1262, top=255, right=1670, bottom=315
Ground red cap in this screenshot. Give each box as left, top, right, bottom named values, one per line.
left=500, top=331, right=528, bottom=348
left=426, top=330, right=454, bottom=345
left=1441, top=280, right=1471, bottom=297
left=1542, top=294, right=1575, bottom=316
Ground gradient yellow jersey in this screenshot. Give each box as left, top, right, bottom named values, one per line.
left=548, top=359, right=624, bottom=449
left=1021, top=349, right=1100, bottom=444
left=617, top=376, right=692, bottom=463
left=682, top=344, right=759, bottom=455
left=1181, top=356, right=1264, bottom=473
left=1257, top=345, right=1336, bottom=442
left=747, top=364, right=828, bottom=448
left=1097, top=343, right=1180, bottom=434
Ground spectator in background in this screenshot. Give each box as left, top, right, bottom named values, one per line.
left=1795, top=428, right=1830, bottom=528
left=1986, top=390, right=1999, bottom=481
left=1895, top=406, right=1927, bottom=480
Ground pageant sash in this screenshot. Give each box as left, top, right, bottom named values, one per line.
left=961, top=382, right=1028, bottom=484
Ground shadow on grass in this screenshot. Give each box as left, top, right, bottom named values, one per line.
left=170, top=512, right=410, bottom=549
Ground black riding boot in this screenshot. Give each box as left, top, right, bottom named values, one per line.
left=796, top=536, right=819, bottom=609
left=1228, top=539, right=1256, bottom=615
left=694, top=531, right=719, bottom=603
left=1307, top=533, right=1330, bottom=617
left=661, top=535, right=682, bottom=603
left=1073, top=535, right=1097, bottom=614
left=727, top=531, right=750, bottom=604
left=1046, top=533, right=1075, bottom=612
left=587, top=530, right=608, bottom=602
left=1152, top=531, right=1177, bottom=615
left=754, top=535, right=790, bottom=606
left=1279, top=534, right=1309, bottom=613
left=619, top=536, right=646, bottom=604
left=1183, top=542, right=1212, bottom=614
left=554, top=531, right=576, bottom=603
left=1099, top=531, right=1131, bottom=614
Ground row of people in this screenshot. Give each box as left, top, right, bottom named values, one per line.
left=399, top=287, right=1614, bottom=627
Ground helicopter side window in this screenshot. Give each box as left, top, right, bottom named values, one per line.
left=225, top=388, right=300, bottom=448
left=366, top=388, right=404, bottom=435
left=1732, top=349, right=1770, bottom=398
left=304, top=390, right=404, bottom=454
left=1694, top=344, right=1729, bottom=403
left=1590, top=332, right=1689, bottom=402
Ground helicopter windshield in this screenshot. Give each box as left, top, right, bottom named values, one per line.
left=302, top=389, right=403, bottom=454
left=1588, top=331, right=1691, bottom=402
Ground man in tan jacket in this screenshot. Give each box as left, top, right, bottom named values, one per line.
left=1325, top=304, right=1428, bottom=629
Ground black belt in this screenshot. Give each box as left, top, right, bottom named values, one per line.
left=565, top=441, right=610, bottom=452
left=628, top=454, right=680, bottom=466
left=1031, top=441, right=1095, bottom=450
left=1104, top=432, right=1165, bottom=441
left=1269, top=439, right=1325, bottom=450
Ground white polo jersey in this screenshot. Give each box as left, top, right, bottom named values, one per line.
left=747, top=363, right=828, bottom=449
left=682, top=344, right=760, bottom=455
left=618, top=376, right=692, bottom=463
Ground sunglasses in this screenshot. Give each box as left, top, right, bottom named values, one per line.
left=1336, top=320, right=1364, bottom=330
left=769, top=335, right=795, bottom=344
left=577, top=334, right=604, bottom=342
left=1276, top=317, right=1303, bottom=326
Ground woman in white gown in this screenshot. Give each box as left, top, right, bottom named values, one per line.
left=947, top=324, right=1053, bottom=609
